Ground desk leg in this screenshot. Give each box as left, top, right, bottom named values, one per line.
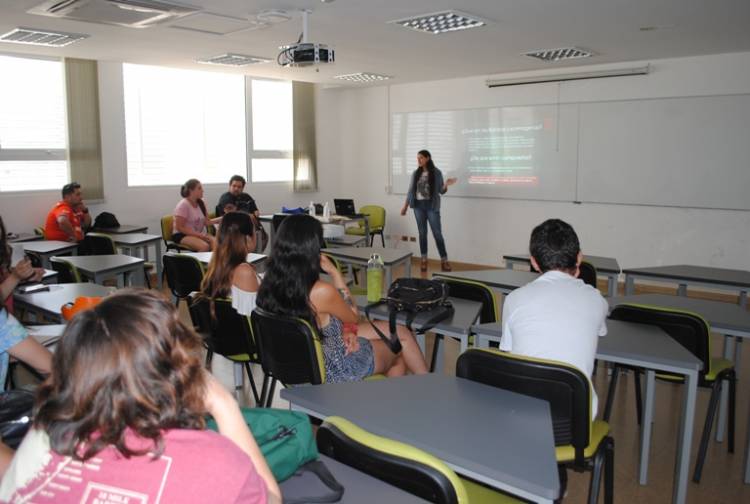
left=740, top=291, right=748, bottom=309
left=674, top=371, right=698, bottom=504
left=606, top=273, right=617, bottom=297
left=404, top=258, right=411, bottom=278
left=155, top=241, right=163, bottom=289
left=716, top=335, right=735, bottom=442
left=385, top=266, right=393, bottom=288
left=625, top=275, right=635, bottom=295
left=639, top=370, right=656, bottom=485
left=677, top=284, right=687, bottom=297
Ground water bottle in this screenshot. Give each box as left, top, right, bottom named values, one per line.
left=309, top=201, right=315, bottom=215
left=323, top=201, right=331, bottom=219
left=367, top=253, right=384, bottom=302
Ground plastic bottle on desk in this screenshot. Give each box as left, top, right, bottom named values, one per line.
left=323, top=201, right=331, bottom=220
left=309, top=201, right=316, bottom=215
left=367, top=253, right=384, bottom=302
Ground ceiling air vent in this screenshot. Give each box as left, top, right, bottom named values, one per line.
left=390, top=10, right=487, bottom=35
left=197, top=53, right=271, bottom=67
left=524, top=47, right=594, bottom=62
left=0, top=27, right=89, bottom=47
left=333, top=72, right=393, bottom=83
left=28, top=0, right=200, bottom=29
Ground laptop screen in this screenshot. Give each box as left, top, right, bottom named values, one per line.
left=334, top=199, right=356, bottom=216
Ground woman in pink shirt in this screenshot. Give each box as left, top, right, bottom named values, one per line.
left=0, top=290, right=281, bottom=504
left=173, top=178, right=219, bottom=252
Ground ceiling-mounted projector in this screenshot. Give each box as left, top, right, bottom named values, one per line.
left=278, top=10, right=334, bottom=67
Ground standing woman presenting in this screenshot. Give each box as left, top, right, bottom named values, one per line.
left=400, top=150, right=457, bottom=272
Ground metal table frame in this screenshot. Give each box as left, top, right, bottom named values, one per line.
left=109, top=233, right=163, bottom=288
left=51, top=254, right=145, bottom=288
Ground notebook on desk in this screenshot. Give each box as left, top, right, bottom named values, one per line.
left=333, top=199, right=366, bottom=218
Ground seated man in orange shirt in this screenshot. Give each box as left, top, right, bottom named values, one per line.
left=44, top=182, right=91, bottom=242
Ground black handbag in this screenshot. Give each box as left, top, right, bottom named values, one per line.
left=365, top=278, right=454, bottom=354
left=0, top=389, right=35, bottom=449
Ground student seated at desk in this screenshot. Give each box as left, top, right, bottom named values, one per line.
left=500, top=219, right=608, bottom=419
left=0, top=290, right=280, bottom=503
left=201, top=212, right=259, bottom=315
left=256, top=215, right=428, bottom=382
left=172, top=178, right=220, bottom=252
left=43, top=182, right=91, bottom=243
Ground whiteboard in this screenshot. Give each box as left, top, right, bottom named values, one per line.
left=577, top=94, right=750, bottom=210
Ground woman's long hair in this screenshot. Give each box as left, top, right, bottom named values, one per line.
left=0, top=216, right=10, bottom=273
left=411, top=149, right=436, bottom=199
left=201, top=212, right=254, bottom=300
left=256, top=214, right=323, bottom=326
left=33, top=290, right=207, bottom=461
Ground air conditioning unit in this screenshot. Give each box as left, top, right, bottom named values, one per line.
left=28, top=0, right=200, bottom=29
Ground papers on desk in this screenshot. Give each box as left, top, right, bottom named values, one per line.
left=26, top=324, right=66, bottom=347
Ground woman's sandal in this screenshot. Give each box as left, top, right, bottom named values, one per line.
left=441, top=260, right=452, bottom=272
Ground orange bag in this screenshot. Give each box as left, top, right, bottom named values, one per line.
left=61, top=296, right=102, bottom=321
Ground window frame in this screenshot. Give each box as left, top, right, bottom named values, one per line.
left=246, top=76, right=293, bottom=184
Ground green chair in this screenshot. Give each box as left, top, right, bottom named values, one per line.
left=160, top=215, right=191, bottom=253
left=578, top=260, right=598, bottom=289
left=81, top=232, right=153, bottom=288
left=189, top=297, right=267, bottom=405
left=457, top=348, right=614, bottom=504
left=34, top=226, right=46, bottom=239
left=345, top=205, right=386, bottom=246
left=49, top=257, right=82, bottom=283
left=162, top=253, right=204, bottom=307
left=430, top=278, right=498, bottom=372
left=317, top=416, right=520, bottom=503
left=603, top=303, right=736, bottom=483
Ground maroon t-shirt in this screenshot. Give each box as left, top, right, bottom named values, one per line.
left=1, top=429, right=268, bottom=503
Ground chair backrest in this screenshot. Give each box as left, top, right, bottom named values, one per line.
left=160, top=215, right=174, bottom=244
left=251, top=306, right=326, bottom=386
left=34, top=226, right=46, bottom=239
left=441, top=278, right=498, bottom=323
left=456, top=348, right=592, bottom=466
left=80, top=232, right=117, bottom=255
left=189, top=297, right=258, bottom=360
left=162, top=253, right=204, bottom=300
left=317, top=416, right=468, bottom=504
left=578, top=261, right=598, bottom=289
left=50, top=258, right=81, bottom=283
left=24, top=251, right=43, bottom=269
left=609, top=303, right=712, bottom=376
left=359, top=205, right=386, bottom=230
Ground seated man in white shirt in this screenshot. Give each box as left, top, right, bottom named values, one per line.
left=500, top=218, right=608, bottom=419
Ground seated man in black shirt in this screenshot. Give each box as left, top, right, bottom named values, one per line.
left=215, top=175, right=259, bottom=218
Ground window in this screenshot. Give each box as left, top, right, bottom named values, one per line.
left=0, top=54, right=68, bottom=192
left=250, top=79, right=293, bottom=182
left=124, top=64, right=246, bottom=187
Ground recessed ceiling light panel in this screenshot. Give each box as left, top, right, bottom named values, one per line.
left=0, top=27, right=89, bottom=47
left=524, top=47, right=594, bottom=62
left=333, top=72, right=393, bottom=83
left=197, top=53, right=271, bottom=66
left=390, top=10, right=487, bottom=35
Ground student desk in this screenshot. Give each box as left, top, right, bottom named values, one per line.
left=355, top=295, right=482, bottom=373
left=280, top=455, right=429, bottom=503
left=281, top=374, right=560, bottom=503
left=325, top=234, right=367, bottom=248
left=92, top=224, right=148, bottom=234
left=7, top=233, right=43, bottom=243
left=472, top=319, right=702, bottom=504
left=623, top=265, right=750, bottom=308
left=22, top=240, right=78, bottom=268
left=259, top=214, right=370, bottom=250
left=13, top=283, right=115, bottom=323
left=325, top=247, right=412, bottom=288
left=433, top=269, right=539, bottom=294
left=503, top=253, right=621, bottom=297
left=609, top=293, right=750, bottom=484
left=51, top=255, right=145, bottom=287
left=109, top=233, right=163, bottom=288
left=179, top=251, right=266, bottom=267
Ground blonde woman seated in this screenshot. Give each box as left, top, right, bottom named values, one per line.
left=256, top=214, right=428, bottom=382
left=172, top=178, right=220, bottom=252
left=201, top=212, right=259, bottom=315
left=0, top=290, right=280, bottom=503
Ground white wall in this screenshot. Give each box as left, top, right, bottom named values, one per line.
left=316, top=52, right=750, bottom=269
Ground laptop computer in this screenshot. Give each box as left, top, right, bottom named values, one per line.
left=333, top=199, right=366, bottom=218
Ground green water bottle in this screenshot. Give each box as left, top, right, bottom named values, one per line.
left=367, top=253, right=384, bottom=302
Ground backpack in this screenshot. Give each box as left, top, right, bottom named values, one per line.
left=93, top=212, right=120, bottom=229
left=365, top=278, right=454, bottom=354
left=0, top=389, right=35, bottom=449
left=207, top=408, right=344, bottom=503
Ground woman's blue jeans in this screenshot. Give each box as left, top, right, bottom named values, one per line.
left=413, top=201, right=448, bottom=260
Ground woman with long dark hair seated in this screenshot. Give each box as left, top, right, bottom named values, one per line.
left=0, top=290, right=280, bottom=503
left=256, top=214, right=428, bottom=382
left=201, top=212, right=259, bottom=315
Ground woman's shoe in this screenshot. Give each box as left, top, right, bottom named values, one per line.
left=441, top=260, right=452, bottom=272
left=420, top=258, right=428, bottom=272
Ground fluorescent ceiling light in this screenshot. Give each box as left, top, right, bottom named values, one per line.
left=486, top=65, right=650, bottom=88
left=333, top=72, right=393, bottom=83
left=524, top=46, right=594, bottom=62
left=390, top=10, right=487, bottom=35
left=0, top=27, right=89, bottom=47
left=197, top=53, right=271, bottom=66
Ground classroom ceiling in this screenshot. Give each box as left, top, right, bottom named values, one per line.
left=1, top=0, right=749, bottom=86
